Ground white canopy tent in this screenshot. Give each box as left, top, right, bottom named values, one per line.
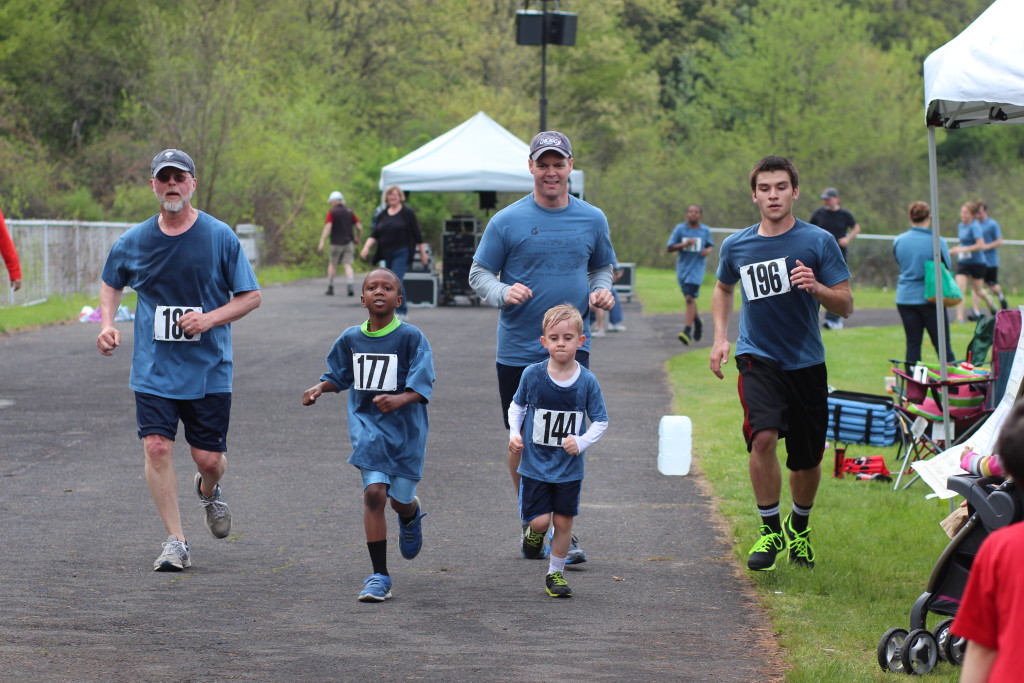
left=378, top=111, right=584, bottom=197
left=920, top=0, right=1024, bottom=446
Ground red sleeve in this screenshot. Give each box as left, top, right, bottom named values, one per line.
left=0, top=211, right=22, bottom=281
left=353, top=213, right=360, bottom=224
left=325, top=211, right=332, bottom=224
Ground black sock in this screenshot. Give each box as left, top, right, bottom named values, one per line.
left=757, top=502, right=782, bottom=535
left=367, top=540, right=388, bottom=576
left=790, top=503, right=813, bottom=534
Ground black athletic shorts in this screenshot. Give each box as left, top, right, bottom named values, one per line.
left=736, top=353, right=827, bottom=471
left=135, top=391, right=231, bottom=452
left=956, top=262, right=987, bottom=280
left=985, top=267, right=999, bottom=286
left=496, top=350, right=590, bottom=429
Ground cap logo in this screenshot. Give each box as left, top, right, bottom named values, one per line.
left=536, top=136, right=563, bottom=148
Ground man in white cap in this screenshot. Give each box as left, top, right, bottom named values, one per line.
left=470, top=130, right=617, bottom=568
left=318, top=190, right=362, bottom=296
left=96, top=148, right=261, bottom=572
left=808, top=187, right=860, bottom=330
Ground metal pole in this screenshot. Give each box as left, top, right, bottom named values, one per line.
left=540, top=0, right=548, bottom=131
left=927, top=125, right=954, bottom=445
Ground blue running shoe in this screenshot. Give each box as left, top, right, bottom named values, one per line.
left=357, top=573, right=393, bottom=602
left=565, top=535, right=587, bottom=565
left=397, top=496, right=426, bottom=560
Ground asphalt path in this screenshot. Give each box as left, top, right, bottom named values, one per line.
left=0, top=280, right=900, bottom=681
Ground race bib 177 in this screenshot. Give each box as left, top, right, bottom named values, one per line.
left=532, top=408, right=584, bottom=447
left=353, top=352, right=399, bottom=391
left=154, top=305, right=202, bottom=342
left=739, top=257, right=791, bottom=301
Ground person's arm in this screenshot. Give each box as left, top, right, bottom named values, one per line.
left=360, top=236, right=377, bottom=261
left=469, top=260, right=524, bottom=308
left=96, top=281, right=124, bottom=356
left=790, top=260, right=854, bottom=319
left=709, top=280, right=734, bottom=379
left=838, top=222, right=861, bottom=247
left=353, top=220, right=363, bottom=244
left=588, top=264, right=615, bottom=310
left=570, top=419, right=608, bottom=454
left=317, top=222, right=331, bottom=252
left=508, top=400, right=527, bottom=457
left=958, top=640, right=996, bottom=683
left=373, top=389, right=425, bottom=414
left=177, top=289, right=262, bottom=336
left=0, top=213, right=22, bottom=290
left=302, top=379, right=339, bottom=406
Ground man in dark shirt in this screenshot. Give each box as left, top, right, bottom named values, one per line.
left=808, top=187, right=859, bottom=330
left=318, top=191, right=362, bottom=296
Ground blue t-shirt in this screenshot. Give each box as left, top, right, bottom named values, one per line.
left=474, top=195, right=617, bottom=366
left=893, top=226, right=952, bottom=306
left=667, top=222, right=714, bottom=286
left=979, top=217, right=1002, bottom=267
left=320, top=319, right=435, bottom=481
left=716, top=219, right=850, bottom=370
left=513, top=361, right=608, bottom=484
left=101, top=212, right=260, bottom=399
left=956, top=221, right=985, bottom=265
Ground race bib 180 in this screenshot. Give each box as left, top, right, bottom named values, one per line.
left=353, top=352, right=398, bottom=391
left=154, top=305, right=202, bottom=342
left=532, top=408, right=584, bottom=447
left=739, top=257, right=791, bottom=301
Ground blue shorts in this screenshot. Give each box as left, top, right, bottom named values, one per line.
left=519, top=475, right=582, bottom=520
left=359, top=468, right=418, bottom=505
left=680, top=282, right=701, bottom=299
left=135, top=392, right=231, bottom=452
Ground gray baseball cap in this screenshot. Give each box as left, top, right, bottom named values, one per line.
left=820, top=187, right=839, bottom=199
left=151, top=149, right=196, bottom=177
left=529, top=131, right=572, bottom=160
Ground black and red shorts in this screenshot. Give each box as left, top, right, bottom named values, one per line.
left=736, top=353, right=827, bottom=471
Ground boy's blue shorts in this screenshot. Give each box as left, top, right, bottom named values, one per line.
left=680, top=282, right=701, bottom=298
left=519, top=475, right=581, bottom=520
left=135, top=391, right=231, bottom=452
left=359, top=468, right=418, bottom=505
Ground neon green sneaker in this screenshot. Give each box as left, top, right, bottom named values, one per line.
left=783, top=515, right=816, bottom=568
left=747, top=525, right=785, bottom=571
left=545, top=571, right=572, bottom=598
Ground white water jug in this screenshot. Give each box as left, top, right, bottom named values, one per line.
left=658, top=415, right=692, bottom=475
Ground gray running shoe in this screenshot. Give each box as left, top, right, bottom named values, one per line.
left=194, top=472, right=231, bottom=539
left=565, top=535, right=587, bottom=565
left=153, top=535, right=191, bottom=571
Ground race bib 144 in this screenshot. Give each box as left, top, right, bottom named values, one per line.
left=532, top=408, right=584, bottom=448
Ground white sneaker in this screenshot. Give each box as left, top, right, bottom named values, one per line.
left=608, top=323, right=627, bottom=332
left=153, top=535, right=191, bottom=571
left=592, top=329, right=606, bottom=337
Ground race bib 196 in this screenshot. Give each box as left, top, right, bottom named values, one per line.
left=532, top=408, right=584, bottom=447
left=353, top=352, right=398, bottom=391
left=739, top=257, right=791, bottom=301
left=154, top=305, right=202, bottom=342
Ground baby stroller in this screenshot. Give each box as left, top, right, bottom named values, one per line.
left=876, top=473, right=1021, bottom=674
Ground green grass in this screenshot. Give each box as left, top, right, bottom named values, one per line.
left=638, top=268, right=973, bottom=681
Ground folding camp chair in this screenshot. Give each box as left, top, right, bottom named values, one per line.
left=890, top=363, right=994, bottom=490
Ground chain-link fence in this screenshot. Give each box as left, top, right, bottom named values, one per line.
left=2, top=221, right=133, bottom=308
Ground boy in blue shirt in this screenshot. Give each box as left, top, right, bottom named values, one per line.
left=508, top=304, right=609, bottom=598
left=303, top=268, right=435, bottom=602
left=666, top=204, right=714, bottom=345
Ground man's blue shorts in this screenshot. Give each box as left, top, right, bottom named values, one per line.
left=135, top=391, right=231, bottom=452
left=519, top=475, right=582, bottom=520
left=680, top=282, right=701, bottom=299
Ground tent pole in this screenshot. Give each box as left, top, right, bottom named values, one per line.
left=927, top=125, right=954, bottom=447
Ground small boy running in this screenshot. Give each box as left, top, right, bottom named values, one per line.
left=508, top=304, right=609, bottom=598
left=303, top=268, right=435, bottom=602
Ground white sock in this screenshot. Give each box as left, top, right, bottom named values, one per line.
left=548, top=554, right=567, bottom=575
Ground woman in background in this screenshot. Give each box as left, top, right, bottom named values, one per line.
left=893, top=201, right=956, bottom=366
left=361, top=185, right=428, bottom=319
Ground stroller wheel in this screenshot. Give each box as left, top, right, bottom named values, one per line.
left=877, top=627, right=908, bottom=672
left=932, top=618, right=954, bottom=662
left=945, top=630, right=967, bottom=666
left=901, top=628, right=939, bottom=675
